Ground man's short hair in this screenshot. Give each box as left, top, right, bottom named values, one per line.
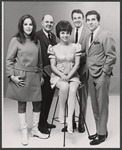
left=85, top=10, right=101, bottom=22
left=71, top=9, right=84, bottom=20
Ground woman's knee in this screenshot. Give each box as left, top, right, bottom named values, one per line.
left=59, top=83, right=69, bottom=94
left=18, top=101, right=27, bottom=113
left=69, top=82, right=79, bottom=93
left=32, top=101, right=41, bottom=112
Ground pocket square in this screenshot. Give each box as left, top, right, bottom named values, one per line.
left=94, top=41, right=100, bottom=44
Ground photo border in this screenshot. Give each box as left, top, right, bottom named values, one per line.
left=1, top=0, right=121, bottom=149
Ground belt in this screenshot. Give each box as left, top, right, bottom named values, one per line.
left=14, top=64, right=41, bottom=73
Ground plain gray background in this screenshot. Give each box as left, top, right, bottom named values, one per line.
left=3, top=1, right=120, bottom=96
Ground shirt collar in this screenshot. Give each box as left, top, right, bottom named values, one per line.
left=92, top=26, right=100, bottom=37
left=75, top=25, right=83, bottom=32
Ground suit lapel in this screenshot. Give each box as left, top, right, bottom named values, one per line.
left=79, top=26, right=86, bottom=44
left=40, top=30, right=50, bottom=46
left=86, top=34, right=90, bottom=55
left=70, top=29, right=75, bottom=42
left=50, top=33, right=56, bottom=46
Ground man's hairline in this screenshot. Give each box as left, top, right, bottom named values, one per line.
left=42, top=15, right=53, bottom=21
left=72, top=12, right=84, bottom=20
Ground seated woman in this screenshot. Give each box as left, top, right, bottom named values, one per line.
left=48, top=20, right=82, bottom=134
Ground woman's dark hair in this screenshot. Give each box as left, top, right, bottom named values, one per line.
left=15, top=14, right=38, bottom=44
left=85, top=10, right=101, bottom=22
left=71, top=9, right=84, bottom=20
left=56, top=20, right=73, bottom=38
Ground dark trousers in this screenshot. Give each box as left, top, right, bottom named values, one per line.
left=38, top=75, right=55, bottom=127
left=78, top=72, right=88, bottom=125
left=73, top=72, right=88, bottom=125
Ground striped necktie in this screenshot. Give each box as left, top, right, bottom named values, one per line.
left=48, top=33, right=53, bottom=45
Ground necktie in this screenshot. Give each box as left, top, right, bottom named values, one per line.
left=48, top=33, right=53, bottom=45
left=90, top=32, right=94, bottom=43
left=75, top=28, right=78, bottom=43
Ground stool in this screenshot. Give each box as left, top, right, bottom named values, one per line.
left=43, top=65, right=91, bottom=145
left=49, top=84, right=90, bottom=146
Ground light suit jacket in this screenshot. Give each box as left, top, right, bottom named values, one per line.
left=86, top=28, right=117, bottom=77
left=70, top=26, right=90, bottom=77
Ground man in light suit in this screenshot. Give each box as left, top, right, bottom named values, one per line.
left=85, top=10, right=117, bottom=145
left=36, top=14, right=57, bottom=134
left=62, top=9, right=90, bottom=133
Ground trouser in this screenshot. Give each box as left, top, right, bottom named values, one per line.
left=78, top=72, right=88, bottom=125
left=88, top=73, right=110, bottom=135
left=38, top=75, right=55, bottom=127
left=73, top=72, right=88, bottom=125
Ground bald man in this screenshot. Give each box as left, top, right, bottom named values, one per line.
left=36, top=15, right=57, bottom=134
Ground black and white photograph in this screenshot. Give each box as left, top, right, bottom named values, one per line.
left=2, top=1, right=120, bottom=148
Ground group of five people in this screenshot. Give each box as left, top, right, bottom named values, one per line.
left=6, top=9, right=117, bottom=146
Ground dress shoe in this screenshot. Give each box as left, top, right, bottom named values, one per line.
left=90, top=134, right=107, bottom=145
left=61, top=126, right=67, bottom=132
left=89, top=133, right=97, bottom=140
left=46, top=122, right=56, bottom=129
left=89, top=131, right=108, bottom=140
left=61, top=122, right=77, bottom=132
left=78, top=124, right=85, bottom=133
left=73, top=122, right=77, bottom=129
left=38, top=126, right=50, bottom=134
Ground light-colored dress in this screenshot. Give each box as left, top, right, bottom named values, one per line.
left=6, top=37, right=43, bottom=102
left=48, top=43, right=82, bottom=88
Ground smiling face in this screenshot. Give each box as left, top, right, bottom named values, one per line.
left=86, top=14, right=99, bottom=32
left=23, top=18, right=33, bottom=36
left=72, top=12, right=84, bottom=28
left=41, top=15, right=54, bottom=33
left=59, top=31, right=70, bottom=43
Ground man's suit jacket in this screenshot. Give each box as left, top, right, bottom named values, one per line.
left=86, top=28, right=117, bottom=77
left=36, top=29, right=57, bottom=68
left=70, top=26, right=90, bottom=77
